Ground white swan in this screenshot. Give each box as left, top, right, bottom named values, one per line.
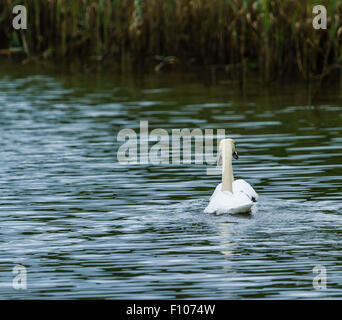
left=204, top=138, right=258, bottom=215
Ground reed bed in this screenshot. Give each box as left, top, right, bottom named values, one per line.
left=1, top=0, right=342, bottom=80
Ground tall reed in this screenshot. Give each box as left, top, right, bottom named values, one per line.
left=0, top=0, right=341, bottom=80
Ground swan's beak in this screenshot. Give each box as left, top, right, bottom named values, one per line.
left=233, top=151, right=239, bottom=160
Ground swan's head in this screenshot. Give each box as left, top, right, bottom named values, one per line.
left=219, top=138, right=239, bottom=160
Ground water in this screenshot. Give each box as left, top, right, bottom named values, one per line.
left=0, top=64, right=341, bottom=299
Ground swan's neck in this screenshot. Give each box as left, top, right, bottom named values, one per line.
left=221, top=143, right=234, bottom=192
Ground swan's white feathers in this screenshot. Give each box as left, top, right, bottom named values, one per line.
left=233, top=179, right=258, bottom=202
left=204, top=182, right=255, bottom=215
left=204, top=138, right=258, bottom=215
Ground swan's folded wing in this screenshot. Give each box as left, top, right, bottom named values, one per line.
left=228, top=192, right=253, bottom=214
left=204, top=189, right=233, bottom=214
left=233, top=179, right=258, bottom=202
left=204, top=185, right=253, bottom=215
left=209, top=183, right=222, bottom=201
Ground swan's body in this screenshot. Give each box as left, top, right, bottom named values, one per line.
left=204, top=139, right=258, bottom=215
left=204, top=180, right=258, bottom=215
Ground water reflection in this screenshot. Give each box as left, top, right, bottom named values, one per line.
left=217, top=222, right=236, bottom=256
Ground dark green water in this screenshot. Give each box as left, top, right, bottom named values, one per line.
left=0, top=63, right=341, bottom=299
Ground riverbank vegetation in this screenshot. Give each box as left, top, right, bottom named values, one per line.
left=1, top=0, right=342, bottom=81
